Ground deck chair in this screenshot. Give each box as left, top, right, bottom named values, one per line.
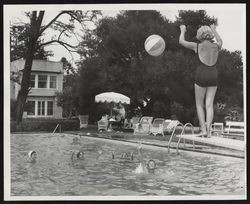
left=211, top=122, right=224, bottom=136
left=164, top=120, right=180, bottom=134
left=150, top=118, right=165, bottom=136
left=97, top=115, right=109, bottom=131
left=79, top=115, right=89, bottom=129
left=134, top=116, right=153, bottom=135
left=131, top=117, right=141, bottom=130
left=222, top=121, right=245, bottom=139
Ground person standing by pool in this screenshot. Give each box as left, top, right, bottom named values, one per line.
left=179, top=24, right=223, bottom=137
left=114, top=102, right=126, bottom=131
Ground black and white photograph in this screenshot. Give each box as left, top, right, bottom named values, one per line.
left=4, top=3, right=246, bottom=201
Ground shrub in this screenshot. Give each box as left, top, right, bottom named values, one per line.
left=11, top=118, right=80, bottom=132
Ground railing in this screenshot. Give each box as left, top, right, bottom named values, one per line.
left=167, top=123, right=184, bottom=153
left=51, top=123, right=61, bottom=136
left=176, top=123, right=194, bottom=154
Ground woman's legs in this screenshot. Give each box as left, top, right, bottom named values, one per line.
left=205, top=86, right=217, bottom=137
left=194, top=84, right=207, bottom=134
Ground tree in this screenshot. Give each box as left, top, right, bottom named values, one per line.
left=60, top=57, right=76, bottom=75
left=13, top=10, right=101, bottom=123
left=76, top=10, right=243, bottom=123
left=55, top=87, right=76, bottom=119
left=10, top=23, right=53, bottom=61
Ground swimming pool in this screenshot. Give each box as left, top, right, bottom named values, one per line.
left=10, top=133, right=245, bottom=197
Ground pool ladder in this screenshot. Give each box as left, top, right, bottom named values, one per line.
left=167, top=123, right=195, bottom=154
left=51, top=123, right=62, bottom=136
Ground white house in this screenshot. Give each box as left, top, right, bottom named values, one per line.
left=10, top=59, right=64, bottom=118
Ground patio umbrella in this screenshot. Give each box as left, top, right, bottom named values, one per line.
left=95, top=92, right=130, bottom=116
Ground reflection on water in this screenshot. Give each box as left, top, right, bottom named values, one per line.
left=11, top=134, right=245, bottom=196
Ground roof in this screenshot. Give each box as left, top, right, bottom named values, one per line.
left=10, top=59, right=63, bottom=73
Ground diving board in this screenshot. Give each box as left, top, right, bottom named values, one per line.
left=176, top=134, right=245, bottom=151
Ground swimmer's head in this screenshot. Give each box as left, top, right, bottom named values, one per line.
left=73, top=137, right=79, bottom=144
left=28, top=150, right=37, bottom=159
left=196, top=25, right=214, bottom=42
left=76, top=151, right=84, bottom=160
left=147, top=160, right=156, bottom=171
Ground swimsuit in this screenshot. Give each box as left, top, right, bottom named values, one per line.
left=195, top=43, right=218, bottom=87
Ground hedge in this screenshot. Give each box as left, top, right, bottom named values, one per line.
left=11, top=118, right=80, bottom=132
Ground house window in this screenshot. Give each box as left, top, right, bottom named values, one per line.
left=30, top=74, right=35, bottom=88
left=38, top=75, right=47, bottom=88
left=26, top=101, right=35, bottom=115
left=47, top=101, right=53, bottom=115
left=50, top=76, right=57, bottom=88
left=38, top=101, right=45, bottom=115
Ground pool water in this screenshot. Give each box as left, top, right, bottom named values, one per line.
left=11, top=133, right=245, bottom=196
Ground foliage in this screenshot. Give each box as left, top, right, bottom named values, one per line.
left=55, top=86, right=78, bottom=119
left=60, top=57, right=76, bottom=75
left=10, top=24, right=53, bottom=61
left=176, top=10, right=217, bottom=42
left=11, top=118, right=79, bottom=132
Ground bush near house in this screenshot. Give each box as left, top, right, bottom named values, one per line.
left=11, top=118, right=80, bottom=132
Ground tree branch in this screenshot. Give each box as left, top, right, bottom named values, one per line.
left=39, top=11, right=68, bottom=35
left=39, top=40, right=78, bottom=49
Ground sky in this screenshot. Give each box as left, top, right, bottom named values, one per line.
left=6, top=4, right=246, bottom=66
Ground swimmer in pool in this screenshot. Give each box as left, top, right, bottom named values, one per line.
left=27, top=150, right=37, bottom=163
left=134, top=143, right=156, bottom=174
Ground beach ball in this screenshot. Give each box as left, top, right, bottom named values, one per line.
left=144, top=34, right=165, bottom=56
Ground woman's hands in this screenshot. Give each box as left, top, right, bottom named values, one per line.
left=180, top=25, right=187, bottom=33
left=210, top=24, right=216, bottom=32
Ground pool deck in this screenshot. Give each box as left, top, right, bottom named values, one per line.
left=64, top=125, right=245, bottom=159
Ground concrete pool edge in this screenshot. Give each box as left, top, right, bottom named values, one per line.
left=73, top=133, right=245, bottom=159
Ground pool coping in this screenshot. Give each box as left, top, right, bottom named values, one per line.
left=74, top=133, right=245, bottom=159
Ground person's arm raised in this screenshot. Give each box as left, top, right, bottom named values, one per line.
left=210, top=24, right=223, bottom=49
left=179, top=25, right=197, bottom=52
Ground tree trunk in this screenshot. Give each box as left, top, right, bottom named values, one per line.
left=16, top=11, right=44, bottom=123
left=16, top=38, right=37, bottom=122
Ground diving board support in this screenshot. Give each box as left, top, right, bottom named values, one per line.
left=167, top=123, right=184, bottom=153
left=176, top=123, right=194, bottom=154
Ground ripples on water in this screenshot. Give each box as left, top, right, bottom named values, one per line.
left=10, top=134, right=245, bottom=196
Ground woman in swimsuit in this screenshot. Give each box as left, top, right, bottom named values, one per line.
left=179, top=24, right=223, bottom=137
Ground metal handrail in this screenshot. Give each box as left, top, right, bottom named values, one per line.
left=176, top=123, right=194, bottom=154
left=51, top=123, right=61, bottom=136
left=167, top=122, right=184, bottom=153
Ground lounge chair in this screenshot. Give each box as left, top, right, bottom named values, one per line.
left=131, top=117, right=141, bottom=130
left=97, top=115, right=109, bottom=131
left=211, top=122, right=224, bottom=136
left=150, top=118, right=165, bottom=136
left=164, top=120, right=180, bottom=134
left=134, top=116, right=153, bottom=135
left=221, top=121, right=245, bottom=139
left=123, top=118, right=133, bottom=129
left=79, top=115, right=89, bottom=129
